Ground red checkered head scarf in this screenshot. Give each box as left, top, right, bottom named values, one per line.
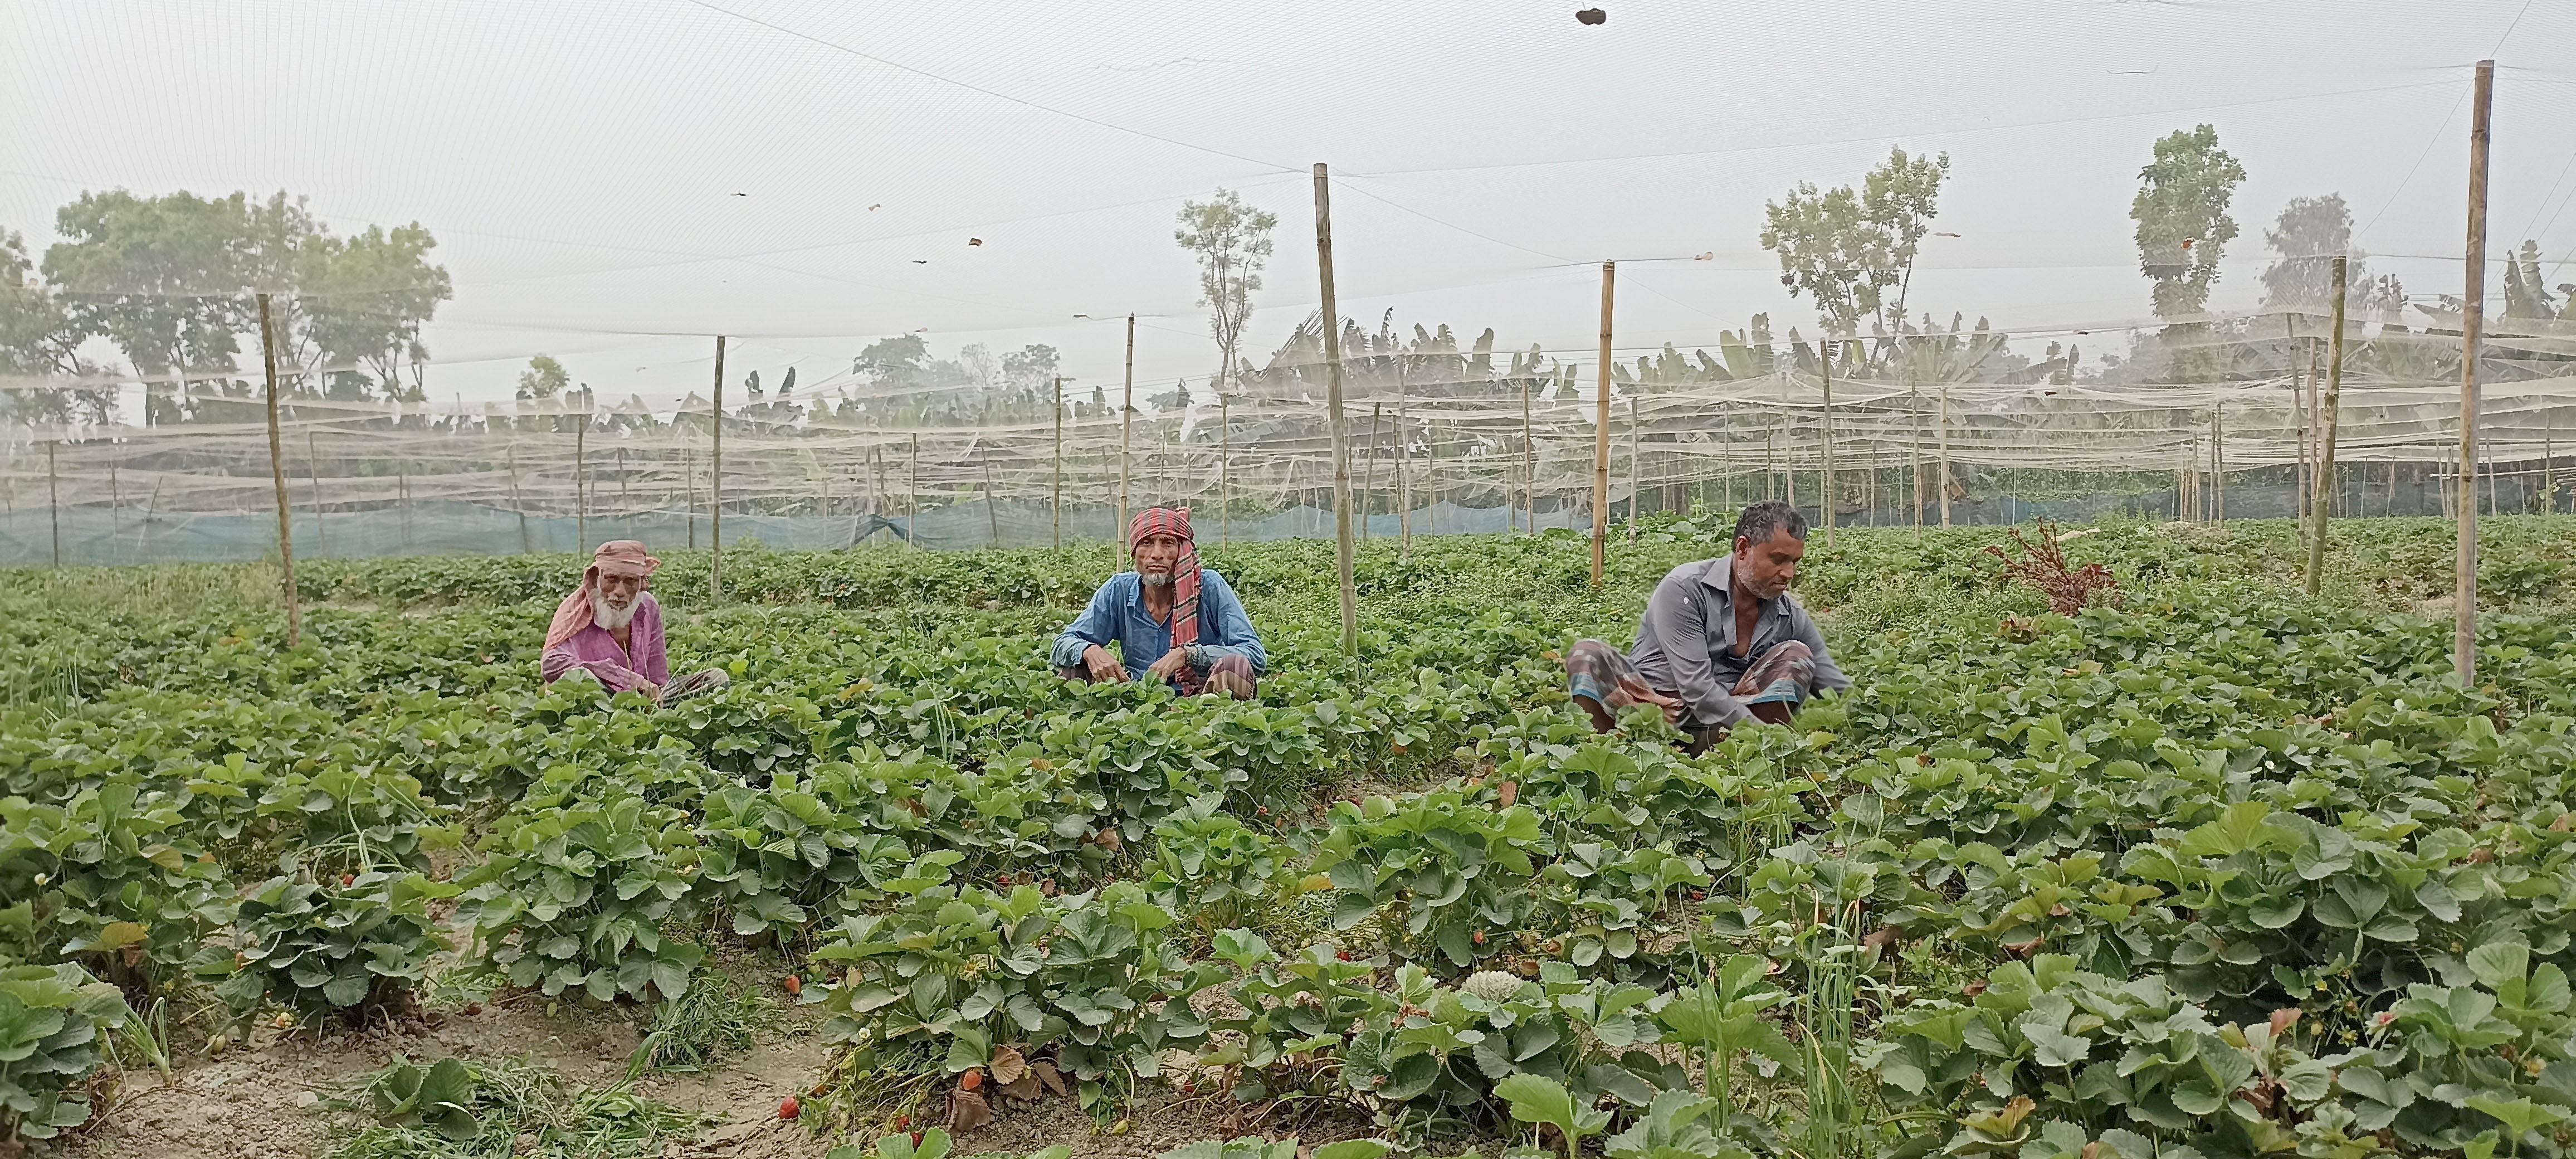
left=1128, top=506, right=1201, bottom=648
left=544, top=540, right=660, bottom=649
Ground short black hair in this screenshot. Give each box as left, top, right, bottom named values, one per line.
left=1732, top=500, right=1808, bottom=548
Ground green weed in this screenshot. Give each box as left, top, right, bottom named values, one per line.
left=628, top=969, right=780, bottom=1074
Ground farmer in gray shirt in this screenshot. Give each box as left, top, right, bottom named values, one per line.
left=1564, top=500, right=1848, bottom=752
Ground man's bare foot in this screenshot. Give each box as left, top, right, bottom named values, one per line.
left=1574, top=693, right=1616, bottom=732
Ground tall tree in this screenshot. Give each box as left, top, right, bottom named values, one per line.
left=516, top=354, right=570, bottom=400
left=1760, top=147, right=1952, bottom=347
left=2258, top=194, right=2367, bottom=316
left=0, top=230, right=110, bottom=424
left=42, top=190, right=255, bottom=423
left=1174, top=188, right=1277, bottom=405
left=2133, top=126, right=2245, bottom=323
left=303, top=222, right=451, bottom=401
left=39, top=188, right=447, bottom=421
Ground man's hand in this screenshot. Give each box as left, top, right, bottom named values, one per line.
left=1082, top=645, right=1129, bottom=683
left=1144, top=646, right=1193, bottom=686
left=632, top=680, right=663, bottom=703
left=1636, top=685, right=1685, bottom=726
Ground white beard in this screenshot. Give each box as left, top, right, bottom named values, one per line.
left=1140, top=569, right=1174, bottom=588
left=592, top=589, right=638, bottom=632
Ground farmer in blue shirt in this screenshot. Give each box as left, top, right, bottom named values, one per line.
left=1050, top=506, right=1266, bottom=699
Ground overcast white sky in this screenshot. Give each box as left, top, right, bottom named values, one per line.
left=5, top=0, right=2573, bottom=411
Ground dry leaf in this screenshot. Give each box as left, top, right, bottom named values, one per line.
left=991, top=1045, right=1027, bottom=1086
left=1030, top=1058, right=1069, bottom=1096
left=948, top=1088, right=993, bottom=1132
left=1002, top=1073, right=1043, bottom=1100
left=1495, top=781, right=1518, bottom=808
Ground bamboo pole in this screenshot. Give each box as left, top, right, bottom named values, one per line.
left=1909, top=388, right=1923, bottom=536
left=1363, top=402, right=1383, bottom=542
left=1820, top=336, right=1835, bottom=547
left=575, top=413, right=589, bottom=555
left=2306, top=257, right=2349, bottom=595
left=984, top=446, right=1001, bottom=546
left=1519, top=375, right=1534, bottom=535
left=1628, top=393, right=1641, bottom=546
left=908, top=433, right=919, bottom=548
left=1052, top=376, right=1063, bottom=549
left=2296, top=338, right=2315, bottom=542
left=2212, top=403, right=2226, bottom=525
left=710, top=335, right=726, bottom=600
left=684, top=445, right=696, bottom=549
left=306, top=428, right=325, bottom=555
left=1398, top=404, right=1412, bottom=554
left=508, top=445, right=529, bottom=554
left=45, top=440, right=60, bottom=568
left=2456, top=59, right=2493, bottom=680
left=1591, top=260, right=1614, bottom=586
left=1120, top=314, right=1135, bottom=568
left=257, top=293, right=301, bottom=646
left=1936, top=386, right=1953, bottom=528
left=1313, top=163, right=1359, bottom=654
left=1220, top=393, right=1231, bottom=546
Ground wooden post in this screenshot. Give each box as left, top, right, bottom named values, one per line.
left=2306, top=257, right=2349, bottom=595
left=2295, top=338, right=2314, bottom=542
left=1518, top=375, right=1534, bottom=535
left=2545, top=405, right=2555, bottom=516
left=984, top=447, right=1001, bottom=546
left=1119, top=314, right=1135, bottom=568
left=1628, top=393, right=1642, bottom=546
left=306, top=428, right=325, bottom=555
left=45, top=440, right=60, bottom=568
left=2212, top=403, right=2226, bottom=525
left=1820, top=335, right=1835, bottom=547
left=257, top=293, right=301, bottom=646
left=1591, top=260, right=1614, bottom=586
left=1363, top=401, right=1383, bottom=542
left=508, top=444, right=530, bottom=554
left=1908, top=388, right=1924, bottom=535
left=710, top=336, right=727, bottom=598
left=1219, top=393, right=1231, bottom=546
left=1936, top=386, right=1953, bottom=528
left=1052, top=376, right=1063, bottom=549
left=908, top=433, right=920, bottom=548
left=575, top=413, right=589, bottom=556
left=684, top=445, right=696, bottom=549
left=1313, top=163, right=1359, bottom=654
left=1398, top=404, right=1413, bottom=554
left=2455, top=59, right=2493, bottom=680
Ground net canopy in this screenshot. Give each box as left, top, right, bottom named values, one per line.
left=3, top=1, right=2575, bottom=562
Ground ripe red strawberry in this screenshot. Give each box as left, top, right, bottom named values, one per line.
left=778, top=1095, right=801, bottom=1120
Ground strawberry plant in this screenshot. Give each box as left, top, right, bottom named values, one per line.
left=455, top=791, right=703, bottom=1002
left=0, top=962, right=129, bottom=1145
left=1311, top=788, right=1546, bottom=971
left=211, top=870, right=458, bottom=1020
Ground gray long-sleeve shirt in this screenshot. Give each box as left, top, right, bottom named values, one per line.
left=1628, top=556, right=1848, bottom=728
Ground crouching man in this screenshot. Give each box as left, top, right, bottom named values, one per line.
left=540, top=540, right=729, bottom=704
left=1051, top=507, right=1265, bottom=700
left=1565, top=500, right=1848, bottom=752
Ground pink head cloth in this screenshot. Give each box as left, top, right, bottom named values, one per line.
left=544, top=540, right=661, bottom=650
left=1127, top=507, right=1201, bottom=652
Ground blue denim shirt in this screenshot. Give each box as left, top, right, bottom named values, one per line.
left=1049, top=570, right=1267, bottom=680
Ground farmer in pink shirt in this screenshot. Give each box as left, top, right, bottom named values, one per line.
left=539, top=540, right=729, bottom=704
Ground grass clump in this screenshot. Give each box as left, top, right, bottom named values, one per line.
left=328, top=1054, right=696, bottom=1159
left=629, top=969, right=781, bottom=1074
